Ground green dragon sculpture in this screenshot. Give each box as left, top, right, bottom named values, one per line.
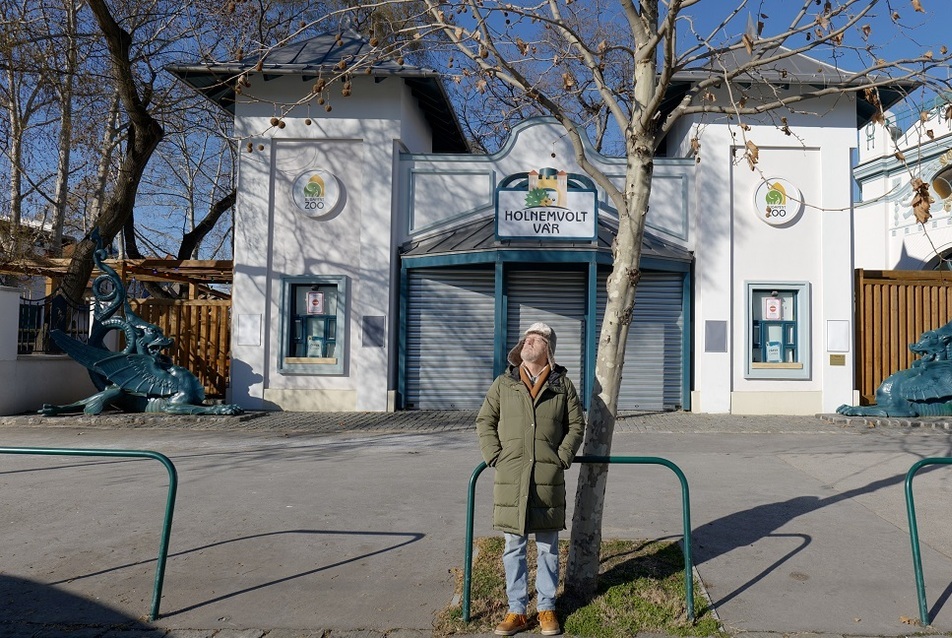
left=836, top=320, right=952, bottom=417
left=39, top=230, right=243, bottom=416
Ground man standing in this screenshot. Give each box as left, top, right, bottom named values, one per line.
left=476, top=322, right=586, bottom=636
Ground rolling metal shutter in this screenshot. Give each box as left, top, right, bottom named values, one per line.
left=597, top=272, right=684, bottom=411
left=506, top=270, right=587, bottom=396
left=405, top=268, right=496, bottom=409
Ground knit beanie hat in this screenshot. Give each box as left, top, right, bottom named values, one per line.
left=507, top=321, right=557, bottom=368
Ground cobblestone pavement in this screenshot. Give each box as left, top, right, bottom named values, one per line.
left=2, top=408, right=952, bottom=435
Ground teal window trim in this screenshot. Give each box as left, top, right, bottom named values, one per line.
left=402, top=249, right=691, bottom=272
left=680, top=269, right=692, bottom=410
left=397, top=267, right=410, bottom=408
left=279, top=275, right=348, bottom=376
left=493, top=261, right=507, bottom=376
left=745, top=281, right=811, bottom=380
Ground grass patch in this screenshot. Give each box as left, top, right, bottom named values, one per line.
left=434, top=537, right=724, bottom=638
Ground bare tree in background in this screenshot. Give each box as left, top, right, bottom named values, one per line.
left=55, top=0, right=166, bottom=303
left=0, top=0, right=55, bottom=255
left=0, top=0, right=259, bottom=299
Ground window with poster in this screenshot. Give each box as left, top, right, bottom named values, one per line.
left=280, top=275, right=347, bottom=375
left=746, top=281, right=811, bottom=379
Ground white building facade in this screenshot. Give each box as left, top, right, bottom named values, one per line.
left=853, top=98, right=952, bottom=271
left=169, top=35, right=913, bottom=414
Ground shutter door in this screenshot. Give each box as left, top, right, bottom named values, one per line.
left=506, top=270, right=587, bottom=395
left=405, top=268, right=496, bottom=409
left=597, top=272, right=684, bottom=411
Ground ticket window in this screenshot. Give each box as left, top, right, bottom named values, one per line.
left=746, top=283, right=810, bottom=379
left=281, top=276, right=347, bottom=375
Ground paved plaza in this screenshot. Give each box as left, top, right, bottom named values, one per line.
left=1, top=410, right=952, bottom=637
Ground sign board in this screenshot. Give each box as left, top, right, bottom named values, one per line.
left=496, top=168, right=597, bottom=240
left=291, top=169, right=342, bottom=219
left=753, top=178, right=804, bottom=226
left=762, top=296, right=783, bottom=320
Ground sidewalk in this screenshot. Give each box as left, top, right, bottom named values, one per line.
left=1, top=411, right=951, bottom=637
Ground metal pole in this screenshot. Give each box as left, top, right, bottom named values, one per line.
left=904, top=457, right=952, bottom=627
left=0, top=447, right=178, bottom=621
left=463, top=461, right=488, bottom=623
left=577, top=455, right=694, bottom=622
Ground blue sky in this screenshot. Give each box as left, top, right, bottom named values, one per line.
left=680, top=1, right=950, bottom=125
left=684, top=0, right=949, bottom=64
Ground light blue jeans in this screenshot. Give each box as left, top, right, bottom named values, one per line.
left=502, top=531, right=559, bottom=614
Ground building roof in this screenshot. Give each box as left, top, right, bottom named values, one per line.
left=663, top=45, right=917, bottom=129
left=399, top=215, right=693, bottom=265
left=166, top=31, right=468, bottom=153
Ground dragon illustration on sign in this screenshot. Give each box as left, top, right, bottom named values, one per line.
left=39, top=230, right=243, bottom=416
left=836, top=320, right=952, bottom=417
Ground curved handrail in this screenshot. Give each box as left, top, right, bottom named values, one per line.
left=463, top=455, right=694, bottom=623
left=0, top=446, right=178, bottom=621
left=904, top=456, right=952, bottom=626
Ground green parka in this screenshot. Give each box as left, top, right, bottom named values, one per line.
left=476, top=364, right=586, bottom=535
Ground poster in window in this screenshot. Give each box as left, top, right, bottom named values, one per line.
left=762, top=296, right=783, bottom=320
left=306, top=291, right=325, bottom=315
left=765, top=341, right=783, bottom=363
left=306, top=336, right=325, bottom=357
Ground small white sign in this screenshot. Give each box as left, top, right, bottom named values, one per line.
left=754, top=178, right=804, bottom=226
left=306, top=291, right=325, bottom=315
left=762, top=297, right=783, bottom=320
left=236, top=314, right=261, bottom=346
left=291, top=169, right=342, bottom=218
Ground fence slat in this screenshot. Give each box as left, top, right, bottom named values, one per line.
left=856, top=270, right=952, bottom=404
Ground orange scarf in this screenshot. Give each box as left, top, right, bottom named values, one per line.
left=520, top=364, right=550, bottom=399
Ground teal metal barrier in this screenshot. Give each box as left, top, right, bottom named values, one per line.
left=463, top=455, right=694, bottom=623
left=904, top=456, right=952, bottom=626
left=0, top=446, right=178, bottom=621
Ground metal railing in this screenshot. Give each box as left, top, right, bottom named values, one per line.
left=0, top=446, right=178, bottom=621
left=17, top=293, right=90, bottom=355
left=904, top=456, right=952, bottom=626
left=463, top=455, right=694, bottom=623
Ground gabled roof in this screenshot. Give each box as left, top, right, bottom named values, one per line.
left=166, top=31, right=468, bottom=153
left=399, top=215, right=693, bottom=265
left=662, top=45, right=917, bottom=129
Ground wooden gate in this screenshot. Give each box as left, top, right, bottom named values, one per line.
left=855, top=269, right=952, bottom=403
left=129, top=298, right=231, bottom=400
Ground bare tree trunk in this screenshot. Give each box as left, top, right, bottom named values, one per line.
left=88, top=90, right=122, bottom=233
left=122, top=210, right=141, bottom=258
left=565, top=147, right=655, bottom=592
left=50, top=0, right=78, bottom=256
left=565, top=2, right=659, bottom=589
left=178, top=189, right=235, bottom=260
left=59, top=0, right=164, bottom=303
left=5, top=65, right=23, bottom=228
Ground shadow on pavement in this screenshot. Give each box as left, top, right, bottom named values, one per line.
left=694, top=467, right=950, bottom=615
left=38, top=528, right=426, bottom=618
left=0, top=574, right=161, bottom=633
left=165, top=528, right=426, bottom=616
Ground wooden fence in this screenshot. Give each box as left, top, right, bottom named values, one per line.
left=855, top=269, right=952, bottom=403
left=129, top=298, right=232, bottom=400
